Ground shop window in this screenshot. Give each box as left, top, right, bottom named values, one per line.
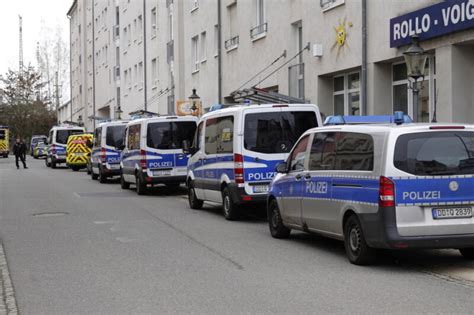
left=333, top=71, right=360, bottom=116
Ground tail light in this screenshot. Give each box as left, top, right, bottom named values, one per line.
left=379, top=176, right=395, bottom=207
left=101, top=147, right=106, bottom=161
left=234, top=153, right=244, bottom=184
left=140, top=149, right=147, bottom=169
left=50, top=144, right=56, bottom=154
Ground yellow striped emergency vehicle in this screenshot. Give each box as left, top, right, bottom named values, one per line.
left=66, top=133, right=93, bottom=171
left=0, top=126, right=9, bottom=158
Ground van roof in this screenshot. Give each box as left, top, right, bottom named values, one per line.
left=201, top=103, right=318, bottom=119
left=304, top=123, right=474, bottom=135
left=127, top=115, right=198, bottom=125
left=97, top=120, right=129, bottom=127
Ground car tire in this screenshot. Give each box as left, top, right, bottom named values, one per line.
left=222, top=187, right=240, bottom=221
left=51, top=158, right=57, bottom=169
left=71, top=167, right=79, bottom=172
left=120, top=173, right=130, bottom=190
left=86, top=163, right=91, bottom=175
left=459, top=248, right=474, bottom=260
left=91, top=168, right=99, bottom=180
left=344, top=215, right=376, bottom=265
left=188, top=181, right=203, bottom=210
left=268, top=199, right=291, bottom=239
left=136, top=173, right=147, bottom=195
left=99, top=166, right=107, bottom=183
left=45, top=157, right=50, bottom=167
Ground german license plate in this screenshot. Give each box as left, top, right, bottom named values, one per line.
left=108, top=164, right=120, bottom=169
left=253, top=185, right=269, bottom=193
left=154, top=170, right=171, bottom=176
left=432, top=207, right=472, bottom=219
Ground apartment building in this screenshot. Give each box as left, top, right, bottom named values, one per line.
left=68, top=0, right=474, bottom=131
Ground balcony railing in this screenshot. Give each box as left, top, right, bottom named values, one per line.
left=250, top=22, right=267, bottom=39
left=167, top=40, right=174, bottom=64
left=224, top=35, right=239, bottom=51
left=288, top=63, right=305, bottom=100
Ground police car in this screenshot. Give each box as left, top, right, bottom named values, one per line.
left=45, top=125, right=85, bottom=168
left=120, top=114, right=197, bottom=195
left=186, top=103, right=322, bottom=220
left=268, top=117, right=474, bottom=265
left=90, top=120, right=128, bottom=183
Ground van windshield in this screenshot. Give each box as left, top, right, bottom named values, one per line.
left=56, top=129, right=83, bottom=144
left=0, top=130, right=5, bottom=140
left=394, top=131, right=474, bottom=176
left=147, top=121, right=196, bottom=150
left=106, top=125, right=126, bottom=147
left=244, top=111, right=317, bottom=154
left=31, top=137, right=47, bottom=144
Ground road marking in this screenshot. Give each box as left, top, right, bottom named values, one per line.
left=73, top=192, right=81, bottom=198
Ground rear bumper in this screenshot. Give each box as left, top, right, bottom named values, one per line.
left=360, top=207, right=474, bottom=249
left=143, top=173, right=186, bottom=184
left=228, top=183, right=267, bottom=205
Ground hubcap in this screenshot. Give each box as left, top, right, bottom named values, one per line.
left=349, top=225, right=361, bottom=252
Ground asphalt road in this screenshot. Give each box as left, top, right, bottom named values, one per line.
left=0, top=157, right=473, bottom=314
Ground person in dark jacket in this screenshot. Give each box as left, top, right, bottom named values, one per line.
left=13, top=138, right=28, bottom=169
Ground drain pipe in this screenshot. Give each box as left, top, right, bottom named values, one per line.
left=361, top=0, right=367, bottom=115
left=217, top=0, right=222, bottom=103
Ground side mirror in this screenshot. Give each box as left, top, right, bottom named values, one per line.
left=117, top=144, right=125, bottom=151
left=86, top=140, right=93, bottom=148
left=276, top=162, right=288, bottom=174
left=183, top=140, right=197, bottom=155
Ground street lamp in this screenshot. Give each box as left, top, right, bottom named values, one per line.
left=115, top=106, right=123, bottom=120
left=77, top=115, right=83, bottom=127
left=188, top=88, right=201, bottom=116
left=403, top=35, right=427, bottom=122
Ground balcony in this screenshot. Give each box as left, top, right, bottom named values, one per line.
left=224, top=35, right=239, bottom=51
left=288, top=63, right=305, bottom=100
left=250, top=22, right=267, bottom=40
left=167, top=40, right=174, bottom=64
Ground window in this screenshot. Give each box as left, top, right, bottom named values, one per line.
left=320, top=0, right=345, bottom=12
left=0, top=130, right=5, bottom=140
left=214, top=24, right=219, bottom=56
left=151, top=58, right=158, bottom=86
left=151, top=7, right=157, bottom=37
left=394, top=131, right=474, bottom=176
left=193, top=122, right=204, bottom=150
left=251, top=0, right=266, bottom=39
left=127, top=124, right=141, bottom=150
left=289, top=135, right=310, bottom=172
left=333, top=72, right=360, bottom=116
left=138, top=15, right=143, bottom=42
left=204, top=118, right=218, bottom=154
left=191, top=35, right=199, bottom=72
left=127, top=24, right=131, bottom=45
left=124, top=69, right=128, bottom=89
left=191, top=0, right=198, bottom=11
left=309, top=132, right=336, bottom=170
left=138, top=62, right=144, bottom=89
left=147, top=122, right=197, bottom=150
left=392, top=57, right=436, bottom=122
left=134, top=64, right=138, bottom=86
left=200, top=31, right=207, bottom=62
left=335, top=132, right=373, bottom=171
left=56, top=129, right=83, bottom=145
left=106, top=125, right=126, bottom=147
left=216, top=116, right=234, bottom=153
left=225, top=2, right=239, bottom=51
left=244, top=111, right=317, bottom=154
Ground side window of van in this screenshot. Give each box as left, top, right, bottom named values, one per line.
left=289, top=135, right=310, bottom=172
left=217, top=116, right=234, bottom=154
left=94, top=127, right=102, bottom=147
left=205, top=118, right=218, bottom=154
left=309, top=132, right=336, bottom=170
left=128, top=125, right=141, bottom=150
left=335, top=132, right=374, bottom=171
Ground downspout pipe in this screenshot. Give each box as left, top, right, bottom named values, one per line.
left=217, top=0, right=222, bottom=103
left=361, top=0, right=367, bottom=115
left=143, top=0, right=148, bottom=111
left=92, top=0, right=96, bottom=130
left=67, top=14, right=73, bottom=122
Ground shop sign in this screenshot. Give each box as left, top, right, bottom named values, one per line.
left=390, top=0, right=474, bottom=48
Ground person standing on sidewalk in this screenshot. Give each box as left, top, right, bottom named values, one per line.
left=13, top=138, right=28, bottom=169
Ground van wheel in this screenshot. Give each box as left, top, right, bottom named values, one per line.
left=188, top=181, right=203, bottom=209
left=344, top=215, right=376, bottom=265
left=51, top=160, right=57, bottom=169
left=459, top=248, right=474, bottom=260
left=45, top=157, right=50, bottom=167
left=86, top=163, right=91, bottom=175
left=99, top=166, right=107, bottom=183
left=268, top=199, right=291, bottom=238
left=222, top=187, right=240, bottom=221
left=120, top=173, right=130, bottom=190
left=136, top=174, right=147, bottom=195
left=91, top=168, right=99, bottom=180
left=71, top=167, right=79, bottom=172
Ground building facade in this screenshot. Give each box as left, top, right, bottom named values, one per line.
left=67, top=0, right=474, bottom=131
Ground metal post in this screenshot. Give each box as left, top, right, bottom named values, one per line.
left=361, top=0, right=367, bottom=115
left=412, top=79, right=419, bottom=122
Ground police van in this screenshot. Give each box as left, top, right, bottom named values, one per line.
left=268, top=118, right=474, bottom=265
left=30, top=135, right=47, bottom=156
left=120, top=114, right=198, bottom=195
left=186, top=103, right=322, bottom=220
left=45, top=125, right=85, bottom=168
left=90, top=120, right=127, bottom=183
left=0, top=126, right=9, bottom=158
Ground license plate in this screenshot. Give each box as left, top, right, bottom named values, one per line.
left=108, top=164, right=120, bottom=169
left=153, top=170, right=171, bottom=176
left=432, top=207, right=472, bottom=219
left=253, top=185, right=269, bottom=193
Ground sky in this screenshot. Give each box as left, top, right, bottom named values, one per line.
left=0, top=0, right=72, bottom=75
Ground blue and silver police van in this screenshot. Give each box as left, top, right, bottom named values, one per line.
left=268, top=119, right=474, bottom=265
left=186, top=103, right=322, bottom=220
left=90, top=120, right=128, bottom=183
left=120, top=114, right=198, bottom=195
left=45, top=125, right=85, bottom=169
